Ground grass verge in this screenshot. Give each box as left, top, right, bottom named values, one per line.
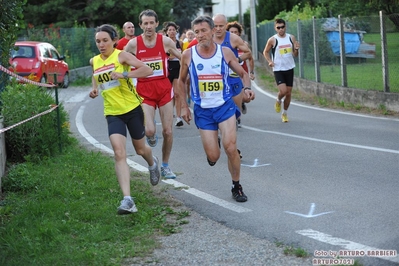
left=0, top=143, right=189, bottom=265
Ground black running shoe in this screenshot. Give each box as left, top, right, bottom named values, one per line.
left=231, top=185, right=248, bottom=202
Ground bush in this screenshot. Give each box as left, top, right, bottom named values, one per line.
left=0, top=80, right=74, bottom=162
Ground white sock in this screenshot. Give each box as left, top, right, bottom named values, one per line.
left=283, top=110, right=287, bottom=114
left=124, top=196, right=132, bottom=201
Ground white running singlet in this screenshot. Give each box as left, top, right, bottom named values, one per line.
left=189, top=44, right=232, bottom=108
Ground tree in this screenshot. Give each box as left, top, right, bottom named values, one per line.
left=0, top=0, right=26, bottom=91
left=368, top=0, right=399, bottom=29
left=23, top=0, right=174, bottom=28
left=256, top=0, right=300, bottom=21
left=170, top=0, right=213, bottom=31
left=318, top=0, right=399, bottom=29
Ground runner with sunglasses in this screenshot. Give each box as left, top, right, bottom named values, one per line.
left=263, top=18, right=300, bottom=123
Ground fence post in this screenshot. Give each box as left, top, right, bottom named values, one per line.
left=53, top=73, right=62, bottom=153
left=297, top=19, right=304, bottom=79
left=313, top=16, right=321, bottom=82
left=380, top=11, right=390, bottom=93
left=339, top=15, right=348, bottom=87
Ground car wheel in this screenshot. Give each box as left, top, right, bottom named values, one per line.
left=40, top=74, right=47, bottom=85
left=61, top=72, right=70, bottom=88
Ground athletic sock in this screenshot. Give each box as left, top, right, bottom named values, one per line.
left=124, top=196, right=132, bottom=201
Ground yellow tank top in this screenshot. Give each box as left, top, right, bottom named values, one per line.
left=92, top=49, right=142, bottom=116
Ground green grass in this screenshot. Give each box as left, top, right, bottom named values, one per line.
left=0, top=143, right=190, bottom=265
left=298, top=32, right=399, bottom=92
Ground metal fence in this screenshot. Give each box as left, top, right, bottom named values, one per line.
left=257, top=12, right=399, bottom=93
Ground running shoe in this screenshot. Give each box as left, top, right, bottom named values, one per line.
left=237, top=119, right=242, bottom=128
left=241, top=102, right=247, bottom=114
left=282, top=113, right=289, bottom=123
left=274, top=101, right=281, bottom=113
left=175, top=117, right=183, bottom=127
left=146, top=135, right=158, bottom=147
left=149, top=156, right=160, bottom=186
left=231, top=185, right=248, bottom=202
left=117, top=198, right=138, bottom=215
left=161, top=166, right=176, bottom=179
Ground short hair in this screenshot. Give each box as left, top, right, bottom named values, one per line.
left=163, top=21, right=179, bottom=35
left=191, top=15, right=214, bottom=29
left=139, top=9, right=158, bottom=24
left=275, top=18, right=286, bottom=25
left=226, top=21, right=243, bottom=35
left=96, top=24, right=119, bottom=47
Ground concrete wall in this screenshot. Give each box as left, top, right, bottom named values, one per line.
left=69, top=66, right=93, bottom=83
left=257, top=52, right=399, bottom=113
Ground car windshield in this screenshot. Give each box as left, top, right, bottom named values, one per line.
left=12, top=46, right=36, bottom=58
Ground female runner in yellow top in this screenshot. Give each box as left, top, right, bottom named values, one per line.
left=89, top=24, right=160, bottom=215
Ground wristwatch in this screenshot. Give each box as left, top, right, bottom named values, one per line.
left=122, top=71, right=128, bottom=78
left=250, top=71, right=254, bottom=74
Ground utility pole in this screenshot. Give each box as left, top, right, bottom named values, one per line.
left=250, top=0, right=258, bottom=60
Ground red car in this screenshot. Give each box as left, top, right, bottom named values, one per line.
left=9, top=41, right=70, bottom=88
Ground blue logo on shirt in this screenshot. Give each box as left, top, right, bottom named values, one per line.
left=197, top=64, right=204, bottom=71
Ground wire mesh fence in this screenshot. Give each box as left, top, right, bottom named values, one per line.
left=257, top=13, right=399, bottom=93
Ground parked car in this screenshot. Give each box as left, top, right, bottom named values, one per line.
left=9, top=41, right=70, bottom=88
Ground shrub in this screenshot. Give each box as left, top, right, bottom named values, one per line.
left=0, top=80, right=74, bottom=163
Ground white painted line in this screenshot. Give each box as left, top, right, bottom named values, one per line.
left=76, top=105, right=251, bottom=212
left=296, top=229, right=399, bottom=263
left=251, top=80, right=399, bottom=122
left=285, top=203, right=334, bottom=218
left=243, top=125, right=399, bottom=154
left=75, top=105, right=148, bottom=172
left=162, top=179, right=253, bottom=213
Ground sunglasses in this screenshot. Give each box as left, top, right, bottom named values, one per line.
left=276, top=26, right=285, bottom=30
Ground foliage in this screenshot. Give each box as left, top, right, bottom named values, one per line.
left=0, top=144, right=190, bottom=265
left=256, top=0, right=307, bottom=21
left=0, top=0, right=26, bottom=91
left=171, top=0, right=214, bottom=31
left=0, top=80, right=74, bottom=163
left=23, top=0, right=174, bottom=28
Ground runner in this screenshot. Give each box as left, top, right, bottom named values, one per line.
left=226, top=20, right=255, bottom=119
left=124, top=9, right=181, bottom=179
left=116, top=21, right=136, bottom=50
left=176, top=15, right=255, bottom=202
left=89, top=24, right=160, bottom=214
left=212, top=14, right=253, bottom=128
left=163, top=21, right=184, bottom=127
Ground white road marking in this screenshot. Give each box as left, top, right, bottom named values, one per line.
left=242, top=125, right=399, bottom=154
left=296, top=229, right=399, bottom=263
left=76, top=105, right=252, bottom=212
left=163, top=179, right=252, bottom=213
left=285, top=203, right=334, bottom=218
left=75, top=104, right=148, bottom=172
left=241, top=158, right=271, bottom=167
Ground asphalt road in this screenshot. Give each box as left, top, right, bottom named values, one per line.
left=58, top=80, right=399, bottom=266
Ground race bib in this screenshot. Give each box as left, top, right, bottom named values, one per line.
left=278, top=44, right=292, bottom=57
left=142, top=56, right=164, bottom=77
left=93, top=64, right=121, bottom=91
left=198, top=74, right=223, bottom=98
